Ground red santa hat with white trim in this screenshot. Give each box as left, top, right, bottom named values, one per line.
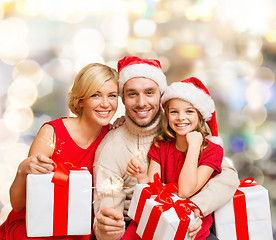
left=117, top=56, right=167, bottom=96
left=161, top=77, right=223, bottom=146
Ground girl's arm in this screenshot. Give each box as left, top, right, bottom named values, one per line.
left=178, top=131, right=214, bottom=198
left=190, top=157, right=239, bottom=216
left=147, top=159, right=161, bottom=182
left=9, top=124, right=55, bottom=212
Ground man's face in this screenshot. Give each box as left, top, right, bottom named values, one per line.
left=123, top=77, right=161, bottom=127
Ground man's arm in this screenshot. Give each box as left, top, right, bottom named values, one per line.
left=190, top=157, right=240, bottom=216
left=93, top=131, right=128, bottom=240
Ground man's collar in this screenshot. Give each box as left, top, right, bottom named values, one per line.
left=124, top=112, right=162, bottom=137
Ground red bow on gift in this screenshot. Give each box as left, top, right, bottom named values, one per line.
left=51, top=161, right=84, bottom=186
left=238, top=177, right=258, bottom=188
left=134, top=173, right=178, bottom=223
left=140, top=174, right=203, bottom=240
left=51, top=161, right=85, bottom=236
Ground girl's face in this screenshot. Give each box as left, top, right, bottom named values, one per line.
left=168, top=98, right=199, bottom=137
left=79, top=79, right=118, bottom=126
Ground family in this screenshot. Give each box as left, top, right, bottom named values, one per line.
left=0, top=55, right=240, bottom=240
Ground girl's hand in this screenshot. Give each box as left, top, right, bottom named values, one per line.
left=18, top=153, right=54, bottom=176
left=186, top=131, right=203, bottom=148
left=126, top=158, right=146, bottom=179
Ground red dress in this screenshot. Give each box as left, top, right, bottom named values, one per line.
left=123, top=139, right=223, bottom=240
left=0, top=118, right=109, bottom=240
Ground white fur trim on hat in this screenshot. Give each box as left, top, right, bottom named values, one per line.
left=208, top=136, right=223, bottom=147
left=161, top=82, right=215, bottom=121
left=118, top=64, right=167, bottom=96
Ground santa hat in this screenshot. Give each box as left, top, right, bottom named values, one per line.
left=117, top=56, right=167, bottom=96
left=161, top=77, right=223, bottom=146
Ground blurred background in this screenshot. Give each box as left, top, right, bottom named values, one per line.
left=0, top=0, right=275, bottom=238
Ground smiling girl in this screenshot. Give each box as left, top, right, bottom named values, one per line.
left=127, top=77, right=223, bottom=240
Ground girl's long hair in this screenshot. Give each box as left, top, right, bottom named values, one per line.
left=153, top=100, right=209, bottom=154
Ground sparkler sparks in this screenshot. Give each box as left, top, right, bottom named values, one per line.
left=93, top=165, right=130, bottom=206
left=97, top=175, right=124, bottom=196
left=40, top=133, right=64, bottom=155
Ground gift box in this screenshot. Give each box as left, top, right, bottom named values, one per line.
left=136, top=194, right=199, bottom=240
left=26, top=163, right=92, bottom=237
left=214, top=178, right=273, bottom=240
left=128, top=183, right=157, bottom=223
left=128, top=174, right=178, bottom=224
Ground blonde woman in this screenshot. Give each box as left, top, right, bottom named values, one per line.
left=0, top=63, right=119, bottom=240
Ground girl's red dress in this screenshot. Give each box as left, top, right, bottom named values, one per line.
left=123, top=139, right=223, bottom=240
left=0, top=118, right=109, bottom=240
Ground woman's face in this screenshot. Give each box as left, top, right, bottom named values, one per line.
left=79, top=79, right=118, bottom=126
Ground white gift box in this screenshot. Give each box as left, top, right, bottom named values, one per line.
left=128, top=183, right=156, bottom=222
left=26, top=170, right=92, bottom=237
left=214, top=180, right=273, bottom=240
left=136, top=196, right=196, bottom=240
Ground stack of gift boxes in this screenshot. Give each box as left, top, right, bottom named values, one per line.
left=128, top=175, right=274, bottom=240
left=128, top=173, right=202, bottom=240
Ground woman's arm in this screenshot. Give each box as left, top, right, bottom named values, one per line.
left=9, top=124, right=55, bottom=212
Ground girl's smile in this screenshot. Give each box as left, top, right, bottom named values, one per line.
left=168, top=98, right=199, bottom=137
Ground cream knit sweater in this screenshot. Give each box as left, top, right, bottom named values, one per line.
left=93, top=113, right=239, bottom=221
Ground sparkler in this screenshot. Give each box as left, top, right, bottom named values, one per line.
left=42, top=135, right=55, bottom=151
left=97, top=175, right=124, bottom=195
left=138, top=134, right=140, bottom=151
left=94, top=167, right=126, bottom=206
left=40, top=133, right=63, bottom=155
left=134, top=134, right=146, bottom=164
left=110, top=176, right=115, bottom=205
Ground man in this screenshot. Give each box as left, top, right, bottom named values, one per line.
left=93, top=56, right=239, bottom=240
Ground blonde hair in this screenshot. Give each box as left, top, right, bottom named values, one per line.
left=153, top=100, right=209, bottom=154
left=68, top=63, right=118, bottom=116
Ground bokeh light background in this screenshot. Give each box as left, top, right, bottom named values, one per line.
left=0, top=0, right=276, bottom=237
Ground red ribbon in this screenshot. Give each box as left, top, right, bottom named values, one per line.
left=141, top=188, right=203, bottom=240
left=51, top=161, right=83, bottom=236
left=233, top=178, right=258, bottom=240
left=239, top=177, right=258, bottom=188
left=134, top=173, right=178, bottom=223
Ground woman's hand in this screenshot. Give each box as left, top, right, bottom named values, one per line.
left=10, top=153, right=54, bottom=211
left=10, top=124, right=55, bottom=211
left=18, top=153, right=54, bottom=176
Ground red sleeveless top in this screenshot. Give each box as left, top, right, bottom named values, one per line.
left=45, top=117, right=109, bottom=176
